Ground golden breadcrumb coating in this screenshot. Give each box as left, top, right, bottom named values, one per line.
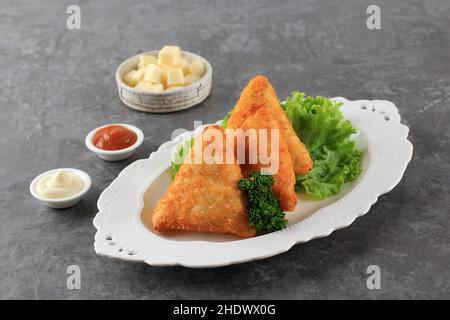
left=239, top=108, right=297, bottom=211
left=152, top=125, right=256, bottom=238
left=228, top=75, right=313, bottom=175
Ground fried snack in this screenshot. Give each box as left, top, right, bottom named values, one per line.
left=238, top=108, right=297, bottom=212
left=152, top=125, right=256, bottom=238
left=228, top=75, right=313, bottom=175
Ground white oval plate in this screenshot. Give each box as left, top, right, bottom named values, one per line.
left=93, top=98, right=413, bottom=268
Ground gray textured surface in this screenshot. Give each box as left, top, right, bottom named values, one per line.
left=1, top=0, right=449, bottom=299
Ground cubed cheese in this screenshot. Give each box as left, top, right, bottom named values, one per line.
left=135, top=81, right=164, bottom=93
left=166, top=68, right=185, bottom=87
left=176, top=58, right=190, bottom=76
left=137, top=55, right=157, bottom=69
left=184, top=74, right=201, bottom=85
left=158, top=46, right=181, bottom=67
left=143, top=64, right=163, bottom=83
left=188, top=60, right=205, bottom=77
left=123, top=68, right=144, bottom=87
left=160, top=70, right=169, bottom=89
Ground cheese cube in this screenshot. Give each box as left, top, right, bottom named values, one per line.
left=166, top=68, right=185, bottom=87
left=184, top=74, right=201, bottom=85
left=160, top=70, right=168, bottom=89
left=160, top=57, right=188, bottom=76
left=188, top=60, right=205, bottom=77
left=158, top=46, right=181, bottom=67
left=137, top=55, right=157, bottom=69
left=154, top=67, right=171, bottom=89
left=123, top=68, right=144, bottom=87
left=135, top=81, right=164, bottom=93
left=176, top=58, right=190, bottom=76
left=143, top=64, right=163, bottom=83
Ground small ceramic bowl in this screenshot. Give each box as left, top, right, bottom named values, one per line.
left=30, top=168, right=91, bottom=209
left=116, top=50, right=213, bottom=113
left=85, top=123, right=144, bottom=161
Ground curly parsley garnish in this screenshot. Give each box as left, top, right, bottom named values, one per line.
left=238, top=172, right=288, bottom=233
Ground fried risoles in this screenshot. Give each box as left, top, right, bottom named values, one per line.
left=238, top=108, right=297, bottom=211
left=152, top=125, right=256, bottom=238
left=228, top=75, right=313, bottom=175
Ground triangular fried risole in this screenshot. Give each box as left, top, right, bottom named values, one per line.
left=228, top=75, right=313, bottom=175
left=239, top=108, right=297, bottom=212
left=152, top=125, right=256, bottom=238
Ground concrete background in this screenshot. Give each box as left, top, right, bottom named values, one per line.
left=0, top=0, right=449, bottom=299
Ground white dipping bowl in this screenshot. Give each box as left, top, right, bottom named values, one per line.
left=30, top=168, right=91, bottom=209
left=116, top=50, right=212, bottom=113
left=85, top=123, right=144, bottom=161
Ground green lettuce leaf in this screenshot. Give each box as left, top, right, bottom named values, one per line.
left=282, top=92, right=363, bottom=199
left=221, top=107, right=234, bottom=129
left=168, top=137, right=194, bottom=179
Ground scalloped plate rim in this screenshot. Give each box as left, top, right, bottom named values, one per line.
left=93, top=97, right=413, bottom=268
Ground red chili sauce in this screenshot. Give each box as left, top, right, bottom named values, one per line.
left=92, top=125, right=137, bottom=151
